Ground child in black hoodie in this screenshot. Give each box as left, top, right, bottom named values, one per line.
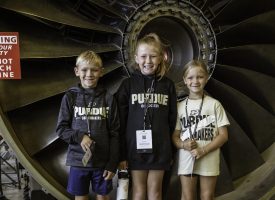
left=56, top=50, right=120, bottom=200
left=117, top=33, right=177, bottom=200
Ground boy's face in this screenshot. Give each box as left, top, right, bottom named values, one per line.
left=74, top=63, right=103, bottom=88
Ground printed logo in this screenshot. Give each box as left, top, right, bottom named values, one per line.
left=190, top=109, right=199, bottom=115
left=131, top=93, right=168, bottom=108
left=180, top=114, right=215, bottom=141
left=74, top=106, right=109, bottom=120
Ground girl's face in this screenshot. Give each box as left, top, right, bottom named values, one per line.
left=184, top=66, right=208, bottom=96
left=74, top=63, right=103, bottom=88
left=135, top=43, right=162, bottom=76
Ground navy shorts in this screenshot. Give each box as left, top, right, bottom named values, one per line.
left=67, top=167, right=113, bottom=196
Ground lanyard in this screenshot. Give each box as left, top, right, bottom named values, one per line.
left=185, top=94, right=204, bottom=140
left=83, top=94, right=95, bottom=137
left=143, top=78, right=155, bottom=130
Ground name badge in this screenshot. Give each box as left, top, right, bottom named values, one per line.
left=136, top=129, right=153, bottom=153
left=82, top=148, right=92, bottom=167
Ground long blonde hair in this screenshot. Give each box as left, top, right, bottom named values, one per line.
left=134, top=33, right=169, bottom=80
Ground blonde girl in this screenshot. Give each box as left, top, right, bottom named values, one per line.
left=117, top=33, right=177, bottom=200
left=172, top=60, right=229, bottom=200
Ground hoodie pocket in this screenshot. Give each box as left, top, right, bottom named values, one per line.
left=90, top=130, right=110, bottom=164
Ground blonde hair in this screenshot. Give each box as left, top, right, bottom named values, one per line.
left=183, top=59, right=209, bottom=79
left=76, top=50, right=102, bottom=68
left=134, top=33, right=169, bottom=79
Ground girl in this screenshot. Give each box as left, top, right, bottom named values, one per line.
left=172, top=60, right=229, bottom=200
left=117, top=33, right=177, bottom=200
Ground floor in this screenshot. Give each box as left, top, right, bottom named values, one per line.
left=1, top=186, right=24, bottom=200
left=1, top=156, right=51, bottom=200
left=1, top=143, right=25, bottom=200
left=0, top=162, right=25, bottom=200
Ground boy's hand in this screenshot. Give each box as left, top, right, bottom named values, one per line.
left=81, top=134, right=93, bottom=152
left=103, top=170, right=115, bottom=180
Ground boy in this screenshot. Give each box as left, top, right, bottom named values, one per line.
left=56, top=50, right=120, bottom=200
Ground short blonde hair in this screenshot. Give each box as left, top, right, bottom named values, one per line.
left=76, top=50, right=102, bottom=68
left=134, top=33, right=169, bottom=80
left=183, top=60, right=209, bottom=79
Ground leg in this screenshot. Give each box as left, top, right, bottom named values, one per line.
left=75, top=196, right=89, bottom=200
left=162, top=170, right=171, bottom=200
left=131, top=170, right=148, bottom=200
left=147, top=170, right=165, bottom=200
left=96, top=194, right=110, bottom=200
left=180, top=175, right=198, bottom=200
left=91, top=169, right=113, bottom=200
left=199, top=176, right=217, bottom=200
left=67, top=167, right=91, bottom=200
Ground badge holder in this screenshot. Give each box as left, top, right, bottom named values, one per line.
left=82, top=140, right=96, bottom=166
left=136, top=129, right=153, bottom=153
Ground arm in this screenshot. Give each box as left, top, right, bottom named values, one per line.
left=105, top=95, right=120, bottom=173
left=115, top=79, right=130, bottom=168
left=172, top=129, right=197, bottom=151
left=168, top=82, right=177, bottom=135
left=191, top=126, right=228, bottom=159
left=56, top=93, right=86, bottom=144
left=168, top=82, right=178, bottom=160
left=172, top=129, right=182, bottom=149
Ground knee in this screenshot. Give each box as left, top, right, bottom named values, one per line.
left=96, top=195, right=110, bottom=200
left=133, top=192, right=146, bottom=200
left=148, top=184, right=162, bottom=200
left=148, top=191, right=162, bottom=200
left=133, top=186, right=146, bottom=200
left=200, top=191, right=214, bottom=200
left=181, top=192, right=195, bottom=200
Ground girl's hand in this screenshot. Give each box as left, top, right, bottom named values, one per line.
left=190, top=125, right=228, bottom=159
left=103, top=170, right=115, bottom=180
left=118, top=161, right=128, bottom=170
left=191, top=147, right=207, bottom=159
left=80, top=134, right=93, bottom=152
left=182, top=139, right=197, bottom=151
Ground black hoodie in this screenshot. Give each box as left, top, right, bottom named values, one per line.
left=56, top=84, right=120, bottom=173
left=117, top=71, right=177, bottom=170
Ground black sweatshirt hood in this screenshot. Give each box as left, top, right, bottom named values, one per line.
left=132, top=69, right=159, bottom=80
left=68, top=83, right=106, bottom=97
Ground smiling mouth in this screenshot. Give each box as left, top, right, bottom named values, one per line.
left=85, top=78, right=95, bottom=81
left=144, top=65, right=153, bottom=69
left=85, top=79, right=95, bottom=84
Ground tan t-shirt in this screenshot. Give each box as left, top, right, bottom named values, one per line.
left=175, top=95, right=230, bottom=176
